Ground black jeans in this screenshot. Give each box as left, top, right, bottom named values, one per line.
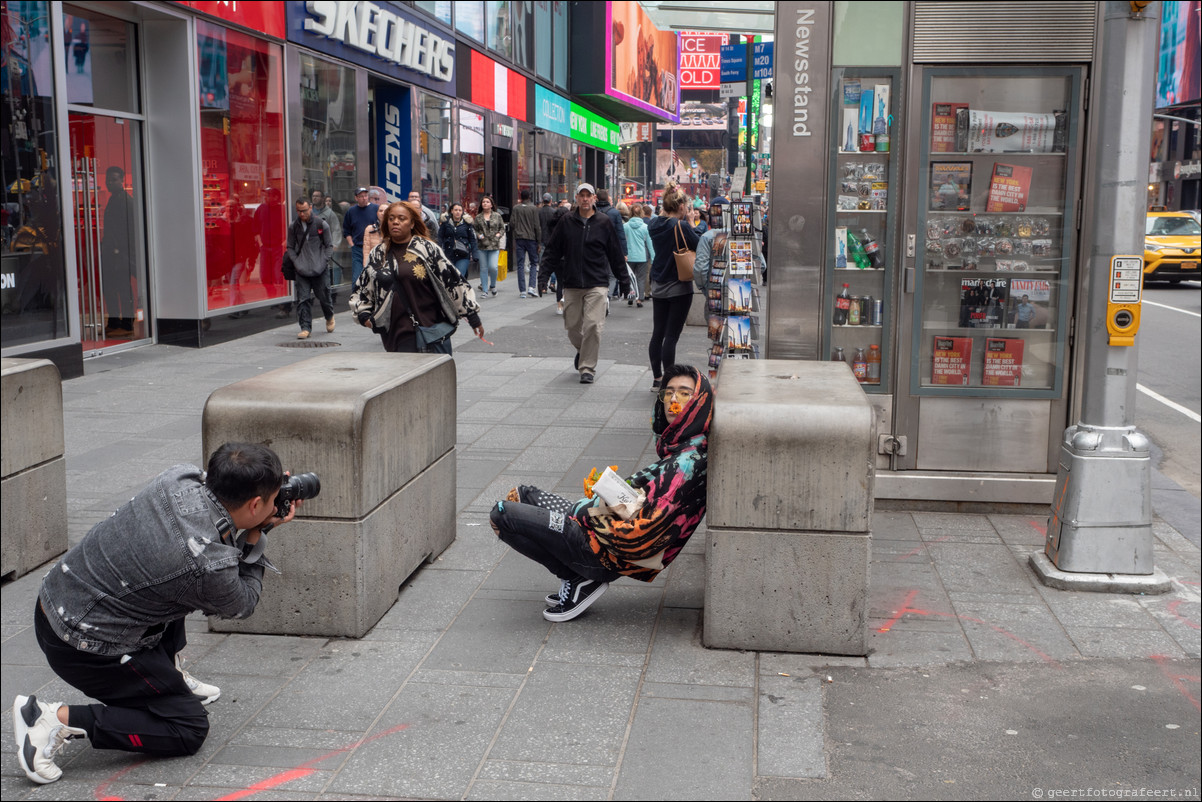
left=34, top=603, right=209, bottom=757
left=490, top=495, right=620, bottom=584
left=649, top=293, right=693, bottom=379
left=295, top=271, right=334, bottom=331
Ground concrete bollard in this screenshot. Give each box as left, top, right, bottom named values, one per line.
left=703, top=360, right=875, bottom=655
left=1, top=358, right=68, bottom=580
left=202, top=353, right=457, bottom=638
left=685, top=292, right=707, bottom=327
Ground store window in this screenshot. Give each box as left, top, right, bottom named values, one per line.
left=513, top=1, right=534, bottom=71
left=459, top=109, right=486, bottom=213
left=517, top=128, right=533, bottom=200
left=63, top=6, right=139, bottom=112
left=552, top=1, right=567, bottom=89
left=534, top=1, right=551, bottom=80
left=419, top=93, right=452, bottom=213
left=486, top=1, right=512, bottom=60
left=915, top=70, right=1079, bottom=395
left=536, top=133, right=569, bottom=201
left=455, top=1, right=484, bottom=42
left=298, top=53, right=355, bottom=288
left=197, top=20, right=287, bottom=313
left=1, top=0, right=70, bottom=347
left=414, top=0, right=452, bottom=27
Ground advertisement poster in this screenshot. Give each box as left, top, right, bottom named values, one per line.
left=679, top=31, right=726, bottom=90
left=983, top=338, right=1024, bottom=387
left=930, top=162, right=973, bottom=211
left=1155, top=0, right=1201, bottom=108
left=985, top=163, right=1033, bottom=212
left=609, top=1, right=679, bottom=118
left=932, top=336, right=973, bottom=385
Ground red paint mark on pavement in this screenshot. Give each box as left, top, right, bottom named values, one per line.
left=876, top=589, right=1061, bottom=667
left=93, top=724, right=409, bottom=801
left=214, top=768, right=317, bottom=801
left=1028, top=519, right=1046, bottom=536
left=93, top=758, right=147, bottom=800
left=898, top=536, right=949, bottom=561
left=1166, top=599, right=1200, bottom=631
left=1151, top=653, right=1201, bottom=712
left=877, top=589, right=919, bottom=633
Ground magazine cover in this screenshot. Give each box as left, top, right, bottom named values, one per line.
left=959, top=277, right=1009, bottom=328
left=985, top=163, right=1034, bottom=212
left=932, top=336, right=973, bottom=385
left=931, top=102, right=968, bottom=152
left=930, top=162, right=972, bottom=211
left=982, top=337, right=1024, bottom=386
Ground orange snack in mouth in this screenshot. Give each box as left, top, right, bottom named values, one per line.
left=668, top=402, right=682, bottom=415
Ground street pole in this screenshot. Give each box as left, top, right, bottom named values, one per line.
left=1030, top=1, right=1170, bottom=594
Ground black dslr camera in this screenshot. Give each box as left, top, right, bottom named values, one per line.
left=275, top=472, right=321, bottom=518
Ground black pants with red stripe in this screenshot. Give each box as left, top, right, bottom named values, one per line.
left=34, top=603, right=209, bottom=756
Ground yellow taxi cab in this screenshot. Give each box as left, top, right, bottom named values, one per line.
left=1144, top=211, right=1201, bottom=283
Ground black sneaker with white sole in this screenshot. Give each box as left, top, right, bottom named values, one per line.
left=543, top=576, right=608, bottom=622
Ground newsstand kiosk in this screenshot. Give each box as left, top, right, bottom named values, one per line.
left=767, top=1, right=1107, bottom=506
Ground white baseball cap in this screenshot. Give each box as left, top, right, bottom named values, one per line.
left=576, top=182, right=596, bottom=196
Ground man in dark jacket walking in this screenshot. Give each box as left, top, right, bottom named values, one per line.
left=287, top=198, right=335, bottom=339
left=539, top=183, right=629, bottom=384
left=594, top=188, right=628, bottom=258
left=510, top=189, right=541, bottom=298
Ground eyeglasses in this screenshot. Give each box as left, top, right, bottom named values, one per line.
left=659, top=388, right=695, bottom=403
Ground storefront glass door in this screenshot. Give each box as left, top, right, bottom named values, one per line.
left=69, top=113, right=148, bottom=350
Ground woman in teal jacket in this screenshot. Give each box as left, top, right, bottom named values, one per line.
left=624, top=203, right=654, bottom=307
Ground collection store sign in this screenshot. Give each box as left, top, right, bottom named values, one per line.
left=375, top=83, right=412, bottom=201
left=535, top=85, right=572, bottom=138
left=285, top=1, right=455, bottom=94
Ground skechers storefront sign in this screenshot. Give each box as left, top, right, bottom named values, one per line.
left=287, top=1, right=454, bottom=92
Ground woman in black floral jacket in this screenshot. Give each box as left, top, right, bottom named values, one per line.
left=349, top=201, right=484, bottom=354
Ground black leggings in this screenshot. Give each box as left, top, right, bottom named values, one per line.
left=648, top=294, right=693, bottom=380
left=35, top=603, right=209, bottom=756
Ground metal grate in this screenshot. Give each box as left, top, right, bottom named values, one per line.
left=278, top=340, right=341, bottom=348
left=913, top=1, right=1096, bottom=63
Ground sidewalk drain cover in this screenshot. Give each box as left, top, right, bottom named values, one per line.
left=279, top=341, right=341, bottom=348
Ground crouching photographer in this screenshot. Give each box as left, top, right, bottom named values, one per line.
left=12, top=443, right=317, bottom=785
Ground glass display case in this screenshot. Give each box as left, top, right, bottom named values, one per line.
left=912, top=68, right=1081, bottom=397
left=825, top=69, right=899, bottom=392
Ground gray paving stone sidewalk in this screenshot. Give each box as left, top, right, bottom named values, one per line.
left=2, top=288, right=1199, bottom=800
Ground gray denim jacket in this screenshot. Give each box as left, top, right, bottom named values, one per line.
left=39, top=464, right=275, bottom=656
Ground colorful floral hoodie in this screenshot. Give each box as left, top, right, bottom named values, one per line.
left=574, top=368, right=712, bottom=581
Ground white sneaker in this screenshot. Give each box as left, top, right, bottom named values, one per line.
left=556, top=302, right=564, bottom=315
left=175, top=654, right=221, bottom=705
left=519, top=291, right=527, bottom=299
left=13, top=695, right=85, bottom=784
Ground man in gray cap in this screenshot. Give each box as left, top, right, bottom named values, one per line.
left=538, top=183, right=629, bottom=384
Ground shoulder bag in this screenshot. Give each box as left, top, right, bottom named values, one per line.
left=673, top=223, right=695, bottom=282
left=394, top=247, right=457, bottom=354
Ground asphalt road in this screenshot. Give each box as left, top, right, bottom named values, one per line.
left=1135, top=279, right=1201, bottom=501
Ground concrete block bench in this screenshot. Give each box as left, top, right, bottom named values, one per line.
left=1, top=358, right=68, bottom=580
left=203, top=352, right=457, bottom=638
left=704, top=360, right=875, bottom=655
